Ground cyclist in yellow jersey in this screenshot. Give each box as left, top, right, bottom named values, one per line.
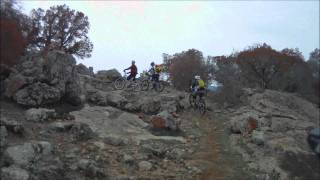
left=191, top=75, right=206, bottom=100
left=148, top=62, right=160, bottom=89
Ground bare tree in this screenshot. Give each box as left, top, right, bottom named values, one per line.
left=166, top=49, right=208, bottom=90
left=236, top=43, right=302, bottom=89
left=308, top=48, right=320, bottom=79
left=29, top=4, right=93, bottom=58
left=0, top=0, right=29, bottom=72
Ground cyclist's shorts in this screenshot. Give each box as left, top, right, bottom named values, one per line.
left=197, top=89, right=205, bottom=97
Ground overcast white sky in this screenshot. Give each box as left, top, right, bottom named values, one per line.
left=20, top=0, right=319, bottom=73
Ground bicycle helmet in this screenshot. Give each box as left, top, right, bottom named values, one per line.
left=195, top=75, right=200, bottom=80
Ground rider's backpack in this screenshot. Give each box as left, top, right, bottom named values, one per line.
left=198, top=79, right=205, bottom=88
left=155, top=65, right=162, bottom=73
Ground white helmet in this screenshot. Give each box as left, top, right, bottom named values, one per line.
left=195, top=75, right=200, bottom=80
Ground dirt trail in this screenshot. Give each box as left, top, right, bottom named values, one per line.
left=185, top=111, right=253, bottom=180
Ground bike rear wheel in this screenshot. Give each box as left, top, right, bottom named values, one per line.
left=198, top=99, right=206, bottom=115
left=114, top=77, right=126, bottom=90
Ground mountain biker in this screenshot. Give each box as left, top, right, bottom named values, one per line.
left=124, top=60, right=137, bottom=81
left=148, top=62, right=156, bottom=76
left=148, top=62, right=161, bottom=89
left=191, top=75, right=206, bottom=100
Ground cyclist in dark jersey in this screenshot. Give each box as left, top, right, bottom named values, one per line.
left=124, top=60, right=137, bottom=81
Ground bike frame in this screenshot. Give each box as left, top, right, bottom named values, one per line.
left=123, top=71, right=136, bottom=82
left=123, top=71, right=139, bottom=89
left=189, top=90, right=206, bottom=114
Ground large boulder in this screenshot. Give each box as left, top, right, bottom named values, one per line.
left=25, top=108, right=56, bottom=122
left=123, top=102, right=141, bottom=112
left=76, top=63, right=91, bottom=76
left=105, top=91, right=128, bottom=108
left=138, top=161, right=152, bottom=171
left=79, top=74, right=114, bottom=92
left=5, top=50, right=84, bottom=106
left=3, top=141, right=53, bottom=167
left=88, top=90, right=128, bottom=108
left=3, top=143, right=35, bottom=167
left=88, top=90, right=108, bottom=106
left=228, top=89, right=320, bottom=180
left=150, top=111, right=180, bottom=131
left=1, top=166, right=30, bottom=180
left=0, top=117, right=24, bottom=134
left=140, top=98, right=161, bottom=115
left=70, top=106, right=185, bottom=143
left=249, top=89, right=319, bottom=124
left=76, top=159, right=106, bottom=178
left=70, top=123, right=95, bottom=141
left=14, top=82, right=61, bottom=106
left=95, top=69, right=121, bottom=82
left=229, top=113, right=258, bottom=134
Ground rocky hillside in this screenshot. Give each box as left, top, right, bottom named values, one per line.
left=0, top=51, right=319, bottom=180
left=227, top=88, right=320, bottom=180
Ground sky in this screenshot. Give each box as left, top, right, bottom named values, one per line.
left=20, top=0, right=319, bottom=73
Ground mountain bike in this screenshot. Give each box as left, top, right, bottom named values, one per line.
left=140, top=73, right=165, bottom=92
left=189, top=89, right=206, bottom=115
left=113, top=71, right=140, bottom=91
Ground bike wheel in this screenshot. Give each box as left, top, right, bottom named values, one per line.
left=114, top=78, right=126, bottom=90
left=140, top=80, right=149, bottom=91
left=198, top=99, right=206, bottom=115
left=189, top=93, right=195, bottom=107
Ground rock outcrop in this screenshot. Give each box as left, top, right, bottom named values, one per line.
left=95, top=69, right=121, bottom=82
left=4, top=50, right=84, bottom=106
left=3, top=141, right=53, bottom=167
left=76, top=63, right=93, bottom=76
left=25, top=108, right=56, bottom=122
left=70, top=105, right=185, bottom=143
left=150, top=110, right=181, bottom=131
left=228, top=89, right=320, bottom=180
left=1, top=166, right=30, bottom=180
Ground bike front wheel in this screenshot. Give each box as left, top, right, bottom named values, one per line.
left=114, top=77, right=126, bottom=90
left=189, top=93, right=196, bottom=107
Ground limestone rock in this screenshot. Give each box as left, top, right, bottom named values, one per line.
left=140, top=98, right=161, bottom=115
left=138, top=161, right=152, bottom=171
left=1, top=166, right=30, bottom=180
left=96, top=69, right=121, bottom=81
left=25, top=108, right=56, bottom=122
left=3, top=143, right=35, bottom=166
left=5, top=50, right=83, bottom=106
